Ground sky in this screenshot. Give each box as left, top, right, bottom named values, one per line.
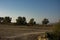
left=0, top=0, right=60, bottom=24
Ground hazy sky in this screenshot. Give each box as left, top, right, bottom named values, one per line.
left=0, top=0, right=60, bottom=23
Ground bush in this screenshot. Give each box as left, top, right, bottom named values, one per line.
left=46, top=22, right=60, bottom=40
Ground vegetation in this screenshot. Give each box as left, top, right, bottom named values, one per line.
left=0, top=17, right=4, bottom=23
left=3, top=16, right=12, bottom=24
left=42, top=18, right=49, bottom=25
left=28, top=18, right=36, bottom=25
left=0, top=16, right=58, bottom=40
left=16, top=16, right=27, bottom=25
left=0, top=16, right=12, bottom=24
left=16, top=16, right=23, bottom=25
left=22, top=17, right=27, bottom=25
left=0, top=16, right=51, bottom=26
left=46, top=21, right=60, bottom=40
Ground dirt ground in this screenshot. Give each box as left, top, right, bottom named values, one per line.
left=0, top=24, right=53, bottom=40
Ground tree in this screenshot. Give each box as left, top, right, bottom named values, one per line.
left=16, top=16, right=22, bottom=25
left=16, top=16, right=27, bottom=25
left=29, top=18, right=36, bottom=25
left=42, top=18, right=49, bottom=25
left=0, top=17, right=4, bottom=23
left=22, top=17, right=27, bottom=25
left=3, top=16, right=12, bottom=23
left=34, top=21, right=36, bottom=25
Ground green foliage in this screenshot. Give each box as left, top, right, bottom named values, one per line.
left=53, top=22, right=60, bottom=38
left=3, top=16, right=12, bottom=23
left=42, top=18, right=49, bottom=25
left=29, top=18, right=34, bottom=24
left=22, top=17, right=27, bottom=25
left=16, top=16, right=22, bottom=24
left=46, top=32, right=58, bottom=40
left=46, top=22, right=60, bottom=40
left=29, top=18, right=36, bottom=25
left=54, top=22, right=60, bottom=32
left=16, top=16, right=27, bottom=25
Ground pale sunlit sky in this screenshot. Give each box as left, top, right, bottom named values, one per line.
left=0, top=0, right=60, bottom=24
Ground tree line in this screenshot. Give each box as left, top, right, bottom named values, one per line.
left=0, top=16, right=49, bottom=25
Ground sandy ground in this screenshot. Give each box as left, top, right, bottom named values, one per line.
left=0, top=24, right=53, bottom=40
